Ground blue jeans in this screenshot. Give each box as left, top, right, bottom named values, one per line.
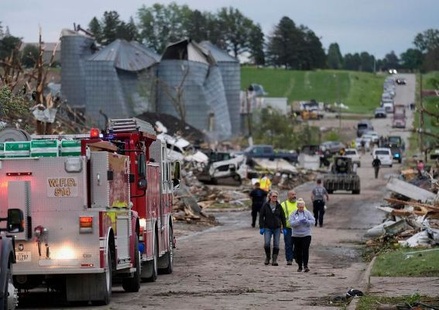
left=283, top=228, right=294, bottom=261
left=264, top=228, right=281, bottom=251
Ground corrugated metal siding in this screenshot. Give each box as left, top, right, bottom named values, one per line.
left=157, top=60, right=231, bottom=140
left=88, top=39, right=160, bottom=71
left=60, top=34, right=96, bottom=108
left=200, top=41, right=241, bottom=136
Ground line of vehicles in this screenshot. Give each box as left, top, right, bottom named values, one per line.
left=0, top=117, right=181, bottom=307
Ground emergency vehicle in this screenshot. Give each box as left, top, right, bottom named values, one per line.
left=0, top=118, right=179, bottom=304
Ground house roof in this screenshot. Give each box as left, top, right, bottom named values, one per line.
left=88, top=39, right=160, bottom=71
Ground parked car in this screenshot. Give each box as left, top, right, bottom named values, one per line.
left=320, top=141, right=346, bottom=155
left=343, top=148, right=361, bottom=167
left=382, top=143, right=403, bottom=163
left=356, top=120, right=374, bottom=137
left=372, top=147, right=393, bottom=167
left=374, top=107, right=387, bottom=118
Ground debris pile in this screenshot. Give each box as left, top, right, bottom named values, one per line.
left=366, top=167, right=439, bottom=248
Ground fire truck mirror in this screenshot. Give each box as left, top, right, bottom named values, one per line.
left=7, top=208, right=24, bottom=233
left=173, top=161, right=181, bottom=188
left=137, top=153, right=146, bottom=178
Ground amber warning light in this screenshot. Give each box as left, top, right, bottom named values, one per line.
left=79, top=216, right=93, bottom=233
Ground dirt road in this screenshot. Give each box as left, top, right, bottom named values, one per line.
left=17, top=74, right=418, bottom=309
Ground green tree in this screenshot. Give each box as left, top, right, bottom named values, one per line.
left=266, top=16, right=303, bottom=69
left=137, top=3, right=191, bottom=53
left=300, top=26, right=326, bottom=69
left=414, top=29, right=439, bottom=54
left=382, top=51, right=400, bottom=71
left=101, top=11, right=122, bottom=44
left=423, top=47, right=439, bottom=71
left=184, top=9, right=209, bottom=43
left=88, top=17, right=103, bottom=43
left=247, top=24, right=265, bottom=65
left=117, top=18, right=138, bottom=41
left=21, top=44, right=39, bottom=68
left=400, top=48, right=423, bottom=71
left=0, top=35, right=21, bottom=61
left=359, top=52, right=375, bottom=72
left=327, top=43, right=343, bottom=69
left=343, top=53, right=361, bottom=71
left=216, top=7, right=255, bottom=58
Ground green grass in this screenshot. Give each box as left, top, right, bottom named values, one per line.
left=357, top=294, right=439, bottom=310
left=371, top=247, right=439, bottom=276
left=241, top=67, right=386, bottom=114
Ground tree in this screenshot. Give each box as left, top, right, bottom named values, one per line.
left=413, top=29, right=439, bottom=54
left=400, top=48, right=423, bottom=71
left=117, top=18, right=138, bottom=41
left=101, top=11, right=122, bottom=44
left=0, top=35, right=21, bottom=61
left=88, top=17, right=103, bottom=43
left=381, top=51, right=400, bottom=71
left=266, top=16, right=303, bottom=69
left=247, top=24, right=265, bottom=65
left=327, top=43, right=343, bottom=69
left=216, top=7, right=255, bottom=58
left=0, top=22, right=3, bottom=38
left=300, top=26, right=326, bottom=69
left=423, top=46, right=439, bottom=71
left=0, top=86, right=30, bottom=129
left=21, top=44, right=39, bottom=68
left=343, top=53, right=361, bottom=71
left=359, top=52, right=375, bottom=72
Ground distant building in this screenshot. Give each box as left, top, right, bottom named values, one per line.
left=21, top=42, right=61, bottom=64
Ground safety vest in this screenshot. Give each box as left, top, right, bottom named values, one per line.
left=281, top=200, right=298, bottom=228
left=259, top=177, right=271, bottom=192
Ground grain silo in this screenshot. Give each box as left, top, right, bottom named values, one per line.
left=60, top=29, right=96, bottom=112
left=157, top=39, right=232, bottom=141
left=84, top=39, right=160, bottom=128
left=200, top=41, right=241, bottom=137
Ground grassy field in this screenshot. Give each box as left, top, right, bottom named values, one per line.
left=241, top=67, right=386, bottom=114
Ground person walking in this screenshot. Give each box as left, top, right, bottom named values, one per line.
left=259, top=173, right=272, bottom=193
left=249, top=182, right=268, bottom=228
left=311, top=179, right=329, bottom=227
left=259, top=191, right=286, bottom=266
left=280, top=190, right=299, bottom=265
left=372, top=156, right=381, bottom=179
left=289, top=198, right=315, bottom=272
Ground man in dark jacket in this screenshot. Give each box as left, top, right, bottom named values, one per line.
left=259, top=191, right=286, bottom=266
left=372, top=156, right=381, bottom=179
left=249, top=182, right=268, bottom=228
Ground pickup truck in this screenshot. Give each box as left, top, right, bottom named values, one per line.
left=243, top=145, right=298, bottom=164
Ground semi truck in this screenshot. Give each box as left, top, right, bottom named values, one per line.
left=0, top=118, right=179, bottom=305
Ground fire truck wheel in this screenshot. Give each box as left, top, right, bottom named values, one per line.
left=122, top=236, right=141, bottom=292
left=142, top=236, right=158, bottom=282
left=102, top=250, right=113, bottom=305
left=159, top=227, right=173, bottom=275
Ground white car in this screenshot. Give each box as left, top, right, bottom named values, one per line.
left=372, top=148, right=393, bottom=167
left=364, top=131, right=380, bottom=144
left=344, top=148, right=361, bottom=167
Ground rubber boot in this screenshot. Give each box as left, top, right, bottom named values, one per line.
left=271, top=254, right=278, bottom=266
left=264, top=247, right=271, bottom=265
left=272, top=248, right=279, bottom=266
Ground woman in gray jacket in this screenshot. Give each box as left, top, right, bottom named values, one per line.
left=289, top=198, right=315, bottom=272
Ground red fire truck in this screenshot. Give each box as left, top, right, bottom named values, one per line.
left=0, top=118, right=179, bottom=304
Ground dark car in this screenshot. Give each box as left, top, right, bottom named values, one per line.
left=395, top=78, right=407, bottom=85
left=383, top=143, right=402, bottom=163
left=374, top=107, right=387, bottom=118
left=320, top=141, right=346, bottom=155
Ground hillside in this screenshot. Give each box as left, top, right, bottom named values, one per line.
left=241, top=67, right=387, bottom=114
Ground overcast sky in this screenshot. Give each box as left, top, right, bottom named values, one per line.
left=1, top=0, right=437, bottom=59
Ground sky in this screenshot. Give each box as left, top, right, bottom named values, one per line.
left=1, top=0, right=438, bottom=59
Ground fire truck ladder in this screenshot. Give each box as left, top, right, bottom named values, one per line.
left=108, top=118, right=156, bottom=136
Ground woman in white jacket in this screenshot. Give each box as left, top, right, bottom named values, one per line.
left=289, top=198, right=315, bottom=272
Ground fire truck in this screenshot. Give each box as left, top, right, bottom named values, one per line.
left=0, top=118, right=179, bottom=305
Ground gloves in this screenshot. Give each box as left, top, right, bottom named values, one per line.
left=283, top=228, right=288, bottom=236
left=259, top=228, right=265, bottom=235
left=300, top=218, right=308, bottom=224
